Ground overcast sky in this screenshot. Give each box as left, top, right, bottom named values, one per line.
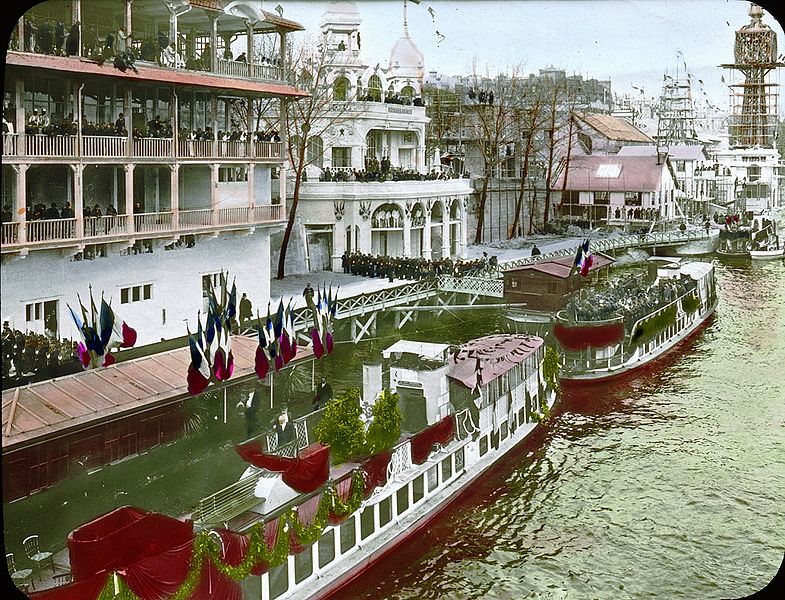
left=277, top=0, right=785, bottom=110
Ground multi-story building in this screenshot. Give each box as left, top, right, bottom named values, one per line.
left=290, top=0, right=472, bottom=271
left=2, top=0, right=307, bottom=346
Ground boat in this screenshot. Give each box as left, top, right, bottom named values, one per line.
left=32, top=335, right=557, bottom=599
left=554, top=258, right=717, bottom=383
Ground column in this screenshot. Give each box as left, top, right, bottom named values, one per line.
left=279, top=30, right=287, bottom=80
left=71, top=0, right=82, bottom=56
left=124, top=163, right=135, bottom=233
left=422, top=210, right=432, bottom=260
left=71, top=164, right=84, bottom=239
left=332, top=220, right=345, bottom=272
left=441, top=212, right=450, bottom=258
left=170, top=164, right=179, bottom=230
left=13, top=164, right=28, bottom=245
left=246, top=20, right=255, bottom=77
left=402, top=212, right=411, bottom=258
left=210, top=163, right=219, bottom=225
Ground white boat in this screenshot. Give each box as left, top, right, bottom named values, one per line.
left=185, top=334, right=557, bottom=600
left=750, top=246, right=785, bottom=260
left=554, top=259, right=717, bottom=383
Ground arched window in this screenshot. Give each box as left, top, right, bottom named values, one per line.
left=400, top=85, right=415, bottom=101
left=307, top=136, right=324, bottom=168
left=333, top=77, right=349, bottom=101
left=367, top=75, right=382, bottom=102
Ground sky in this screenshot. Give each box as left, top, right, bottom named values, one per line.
left=276, top=0, right=785, bottom=110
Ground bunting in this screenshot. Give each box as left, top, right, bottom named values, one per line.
left=67, top=288, right=137, bottom=370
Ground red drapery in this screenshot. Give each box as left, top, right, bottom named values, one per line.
left=235, top=442, right=330, bottom=494
left=67, top=506, right=194, bottom=581
left=410, top=416, right=456, bottom=464
left=361, top=450, right=392, bottom=496
left=553, top=321, right=625, bottom=351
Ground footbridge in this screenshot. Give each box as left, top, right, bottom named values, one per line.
left=269, top=229, right=711, bottom=344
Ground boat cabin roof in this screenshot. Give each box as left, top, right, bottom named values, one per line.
left=382, top=340, right=451, bottom=361
left=448, top=334, right=543, bottom=389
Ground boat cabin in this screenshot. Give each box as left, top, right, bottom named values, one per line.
left=503, top=253, right=614, bottom=312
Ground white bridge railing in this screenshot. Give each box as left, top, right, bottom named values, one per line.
left=437, top=275, right=504, bottom=298
left=500, top=230, right=711, bottom=272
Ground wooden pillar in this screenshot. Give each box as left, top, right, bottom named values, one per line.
left=13, top=164, right=29, bottom=245
left=170, top=164, right=179, bottom=230
left=124, top=163, right=135, bottom=232
left=211, top=163, right=219, bottom=225
left=71, top=164, right=84, bottom=238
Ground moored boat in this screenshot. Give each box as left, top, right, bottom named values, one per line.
left=33, top=335, right=558, bottom=600
left=554, top=259, right=717, bottom=383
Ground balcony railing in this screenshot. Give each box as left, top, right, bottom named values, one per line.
left=2, top=205, right=284, bottom=252
left=26, top=218, right=77, bottom=243
left=2, top=133, right=282, bottom=161
left=82, top=135, right=128, bottom=158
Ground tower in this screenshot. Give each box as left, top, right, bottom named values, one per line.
left=721, top=3, right=784, bottom=148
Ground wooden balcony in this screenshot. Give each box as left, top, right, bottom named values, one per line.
left=1, top=206, right=283, bottom=255
left=1, top=133, right=282, bottom=162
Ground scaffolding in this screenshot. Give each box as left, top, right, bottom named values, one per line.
left=720, top=3, right=784, bottom=149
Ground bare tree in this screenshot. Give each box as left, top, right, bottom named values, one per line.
left=465, top=71, right=521, bottom=244
left=259, top=38, right=358, bottom=279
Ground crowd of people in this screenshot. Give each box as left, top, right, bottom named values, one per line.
left=2, top=323, right=82, bottom=386
left=570, top=273, right=695, bottom=325
left=341, top=251, right=497, bottom=281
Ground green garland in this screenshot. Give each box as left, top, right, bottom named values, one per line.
left=681, top=292, right=701, bottom=314
left=96, top=470, right=367, bottom=600
left=631, top=304, right=678, bottom=346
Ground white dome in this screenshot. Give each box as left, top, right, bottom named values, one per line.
left=388, top=36, right=424, bottom=78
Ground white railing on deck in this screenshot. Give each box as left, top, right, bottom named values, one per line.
left=133, top=138, right=173, bottom=158
left=2, top=222, right=19, bottom=244
left=216, top=58, right=250, bottom=78
left=3, top=133, right=19, bottom=156
left=82, top=135, right=128, bottom=158
left=26, top=134, right=77, bottom=157
left=26, top=218, right=76, bottom=242
left=178, top=209, right=213, bottom=228
left=83, top=215, right=128, bottom=237
left=253, top=141, right=281, bottom=159
left=134, top=211, right=172, bottom=233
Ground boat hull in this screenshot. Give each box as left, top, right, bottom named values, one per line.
left=559, top=302, right=716, bottom=384
left=750, top=249, right=784, bottom=260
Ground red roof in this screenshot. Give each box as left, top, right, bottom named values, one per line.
left=5, top=51, right=309, bottom=99
left=449, top=334, right=543, bottom=389
left=552, top=154, right=672, bottom=192
left=506, top=252, right=615, bottom=279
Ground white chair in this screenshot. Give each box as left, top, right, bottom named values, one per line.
left=22, top=535, right=54, bottom=579
left=7, top=553, right=34, bottom=591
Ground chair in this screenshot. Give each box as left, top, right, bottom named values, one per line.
left=6, top=553, right=34, bottom=591
left=22, top=535, right=54, bottom=579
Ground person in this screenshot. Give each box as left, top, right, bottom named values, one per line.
left=313, top=377, right=333, bottom=410
left=239, top=293, right=253, bottom=328
left=274, top=412, right=294, bottom=446
left=531, top=244, right=541, bottom=256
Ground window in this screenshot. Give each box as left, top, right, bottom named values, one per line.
left=340, top=516, right=356, bottom=553
left=120, top=284, right=152, bottom=304
left=367, top=75, right=382, bottom=101
left=307, top=136, right=324, bottom=168
left=333, top=77, right=349, bottom=101
left=332, top=147, right=351, bottom=168
left=594, top=191, right=610, bottom=205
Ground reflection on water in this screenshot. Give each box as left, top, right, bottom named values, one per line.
left=4, top=260, right=784, bottom=599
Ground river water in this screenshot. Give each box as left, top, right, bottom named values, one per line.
left=4, top=259, right=784, bottom=599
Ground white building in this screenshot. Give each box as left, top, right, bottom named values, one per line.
left=291, top=1, right=472, bottom=271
